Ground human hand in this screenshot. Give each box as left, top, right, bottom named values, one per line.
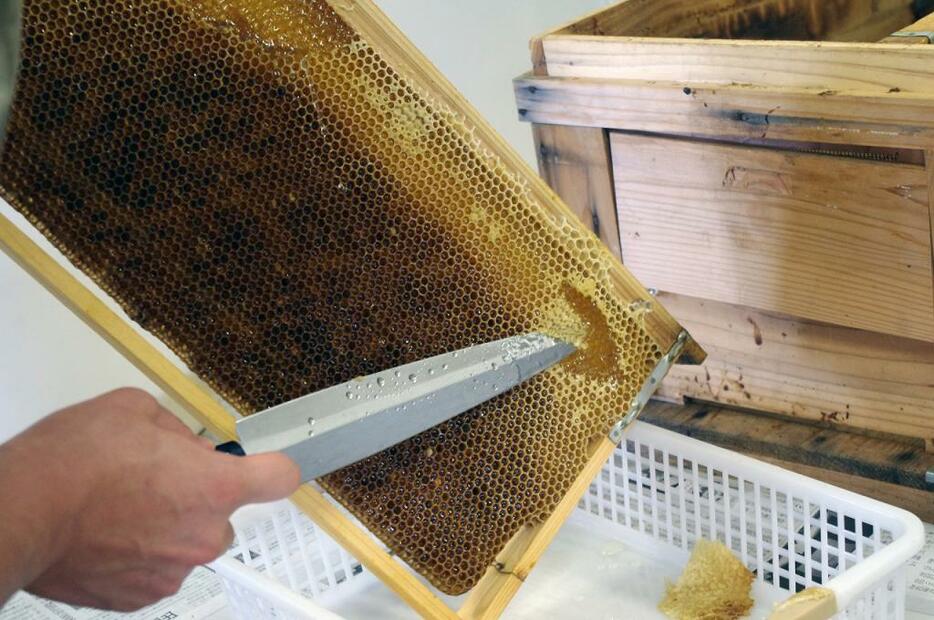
left=0, top=388, right=300, bottom=611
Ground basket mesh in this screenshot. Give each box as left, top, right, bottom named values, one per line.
left=1, top=0, right=667, bottom=593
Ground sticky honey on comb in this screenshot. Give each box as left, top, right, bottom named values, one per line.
left=2, top=0, right=670, bottom=593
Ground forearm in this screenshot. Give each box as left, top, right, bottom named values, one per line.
left=0, top=438, right=72, bottom=606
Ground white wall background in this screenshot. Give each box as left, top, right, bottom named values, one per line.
left=374, top=0, right=611, bottom=166
left=0, top=1, right=611, bottom=442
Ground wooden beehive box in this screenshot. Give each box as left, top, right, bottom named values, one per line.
left=515, top=0, right=934, bottom=517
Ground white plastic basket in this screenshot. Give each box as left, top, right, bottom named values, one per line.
left=210, top=421, right=925, bottom=619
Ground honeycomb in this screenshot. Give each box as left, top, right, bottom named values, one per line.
left=1, top=0, right=668, bottom=594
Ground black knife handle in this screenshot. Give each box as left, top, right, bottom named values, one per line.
left=215, top=441, right=246, bottom=457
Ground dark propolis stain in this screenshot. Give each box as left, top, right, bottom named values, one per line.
left=747, top=316, right=763, bottom=346
left=691, top=409, right=710, bottom=420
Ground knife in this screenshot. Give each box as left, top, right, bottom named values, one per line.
left=216, top=333, right=575, bottom=481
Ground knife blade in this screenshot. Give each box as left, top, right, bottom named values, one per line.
left=216, top=333, right=575, bottom=481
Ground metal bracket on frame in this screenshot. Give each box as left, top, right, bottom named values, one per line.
left=608, top=330, right=689, bottom=444
left=888, top=30, right=934, bottom=42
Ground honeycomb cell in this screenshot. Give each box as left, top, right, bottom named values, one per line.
left=1, top=0, right=665, bottom=594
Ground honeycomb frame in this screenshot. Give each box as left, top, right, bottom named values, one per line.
left=0, top=0, right=702, bottom=614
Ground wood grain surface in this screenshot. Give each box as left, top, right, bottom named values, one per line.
left=549, top=0, right=916, bottom=42
left=514, top=75, right=934, bottom=150
left=640, top=400, right=934, bottom=521
left=654, top=293, right=934, bottom=443
left=541, top=37, right=934, bottom=92
left=610, top=132, right=933, bottom=341
left=532, top=125, right=622, bottom=259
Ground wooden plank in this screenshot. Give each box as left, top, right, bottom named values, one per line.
left=458, top=437, right=617, bottom=619
left=654, top=293, right=934, bottom=442
left=640, top=401, right=933, bottom=490
left=640, top=401, right=934, bottom=521
left=767, top=588, right=837, bottom=620
left=550, top=0, right=915, bottom=42
left=757, top=458, right=934, bottom=523
left=514, top=75, right=934, bottom=150
left=540, top=36, right=934, bottom=92
left=530, top=38, right=548, bottom=76
left=0, top=212, right=459, bottom=619
left=325, top=1, right=704, bottom=366
left=532, top=125, right=622, bottom=259
left=609, top=132, right=934, bottom=341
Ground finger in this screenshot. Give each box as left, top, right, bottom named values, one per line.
left=228, top=452, right=301, bottom=506
left=197, top=435, right=216, bottom=451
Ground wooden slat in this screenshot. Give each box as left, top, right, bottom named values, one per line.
left=514, top=75, right=934, bottom=150
left=532, top=125, right=622, bottom=259
left=641, top=401, right=933, bottom=490
left=640, top=402, right=934, bottom=521
left=757, top=458, right=934, bottom=526
left=550, top=0, right=915, bottom=42
left=609, top=132, right=934, bottom=341
left=640, top=401, right=934, bottom=521
left=540, top=36, right=934, bottom=92
left=767, top=588, right=837, bottom=620
left=654, top=293, right=934, bottom=442
left=530, top=38, right=548, bottom=77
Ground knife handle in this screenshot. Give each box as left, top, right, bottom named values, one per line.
left=215, top=441, right=246, bottom=457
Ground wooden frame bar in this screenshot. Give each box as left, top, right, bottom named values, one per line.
left=515, top=75, right=934, bottom=150
left=539, top=37, right=934, bottom=91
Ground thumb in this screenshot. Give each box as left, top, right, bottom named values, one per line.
left=231, top=452, right=302, bottom=505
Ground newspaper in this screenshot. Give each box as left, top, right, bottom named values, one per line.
left=907, top=522, right=934, bottom=616
left=0, top=567, right=229, bottom=620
